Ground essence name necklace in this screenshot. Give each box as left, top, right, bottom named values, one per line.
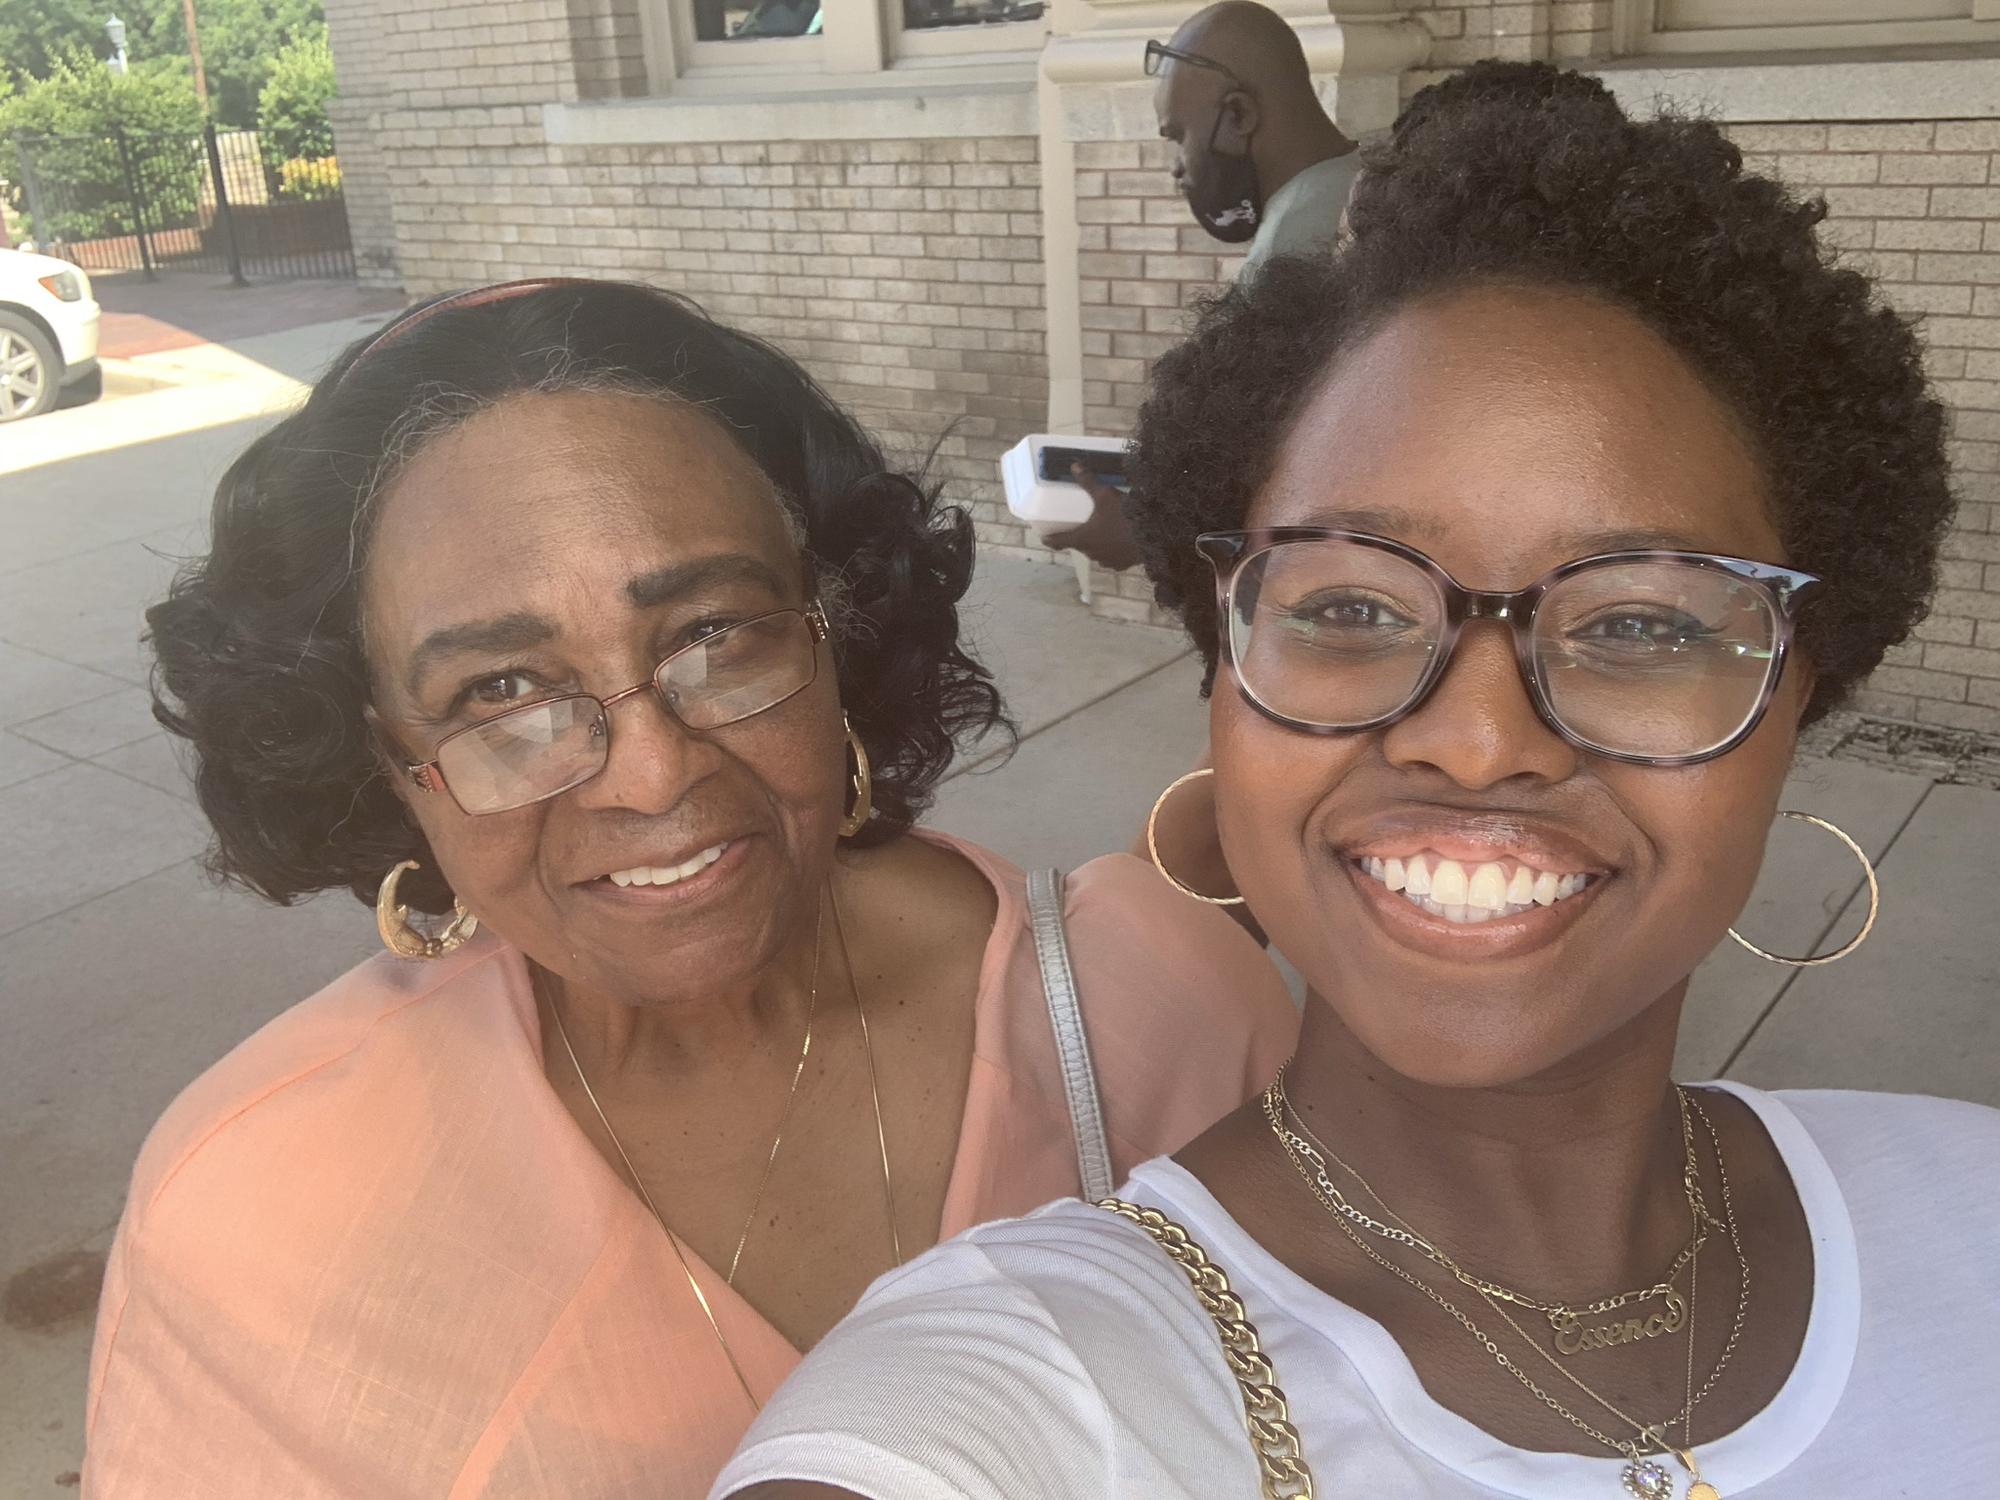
left=1265, top=1071, right=1747, bottom=1500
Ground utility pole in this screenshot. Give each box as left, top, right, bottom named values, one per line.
left=180, top=0, right=209, bottom=107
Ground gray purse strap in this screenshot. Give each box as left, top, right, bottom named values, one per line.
left=1026, top=867, right=1115, bottom=1202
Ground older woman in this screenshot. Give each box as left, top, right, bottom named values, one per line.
left=83, top=282, right=1298, bottom=1496
left=716, top=62, right=1998, bottom=1500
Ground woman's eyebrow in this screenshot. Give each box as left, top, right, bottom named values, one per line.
left=624, top=554, right=792, bottom=608
left=404, top=613, right=555, bottom=697
left=1292, top=507, right=1710, bottom=556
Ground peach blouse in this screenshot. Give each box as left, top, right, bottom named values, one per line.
left=84, top=834, right=1298, bottom=1498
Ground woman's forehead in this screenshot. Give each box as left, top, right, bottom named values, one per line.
left=362, top=390, right=801, bottom=647
left=1252, top=286, right=1781, bottom=575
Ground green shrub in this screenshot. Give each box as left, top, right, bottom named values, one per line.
left=0, top=51, right=205, bottom=244
left=257, top=24, right=335, bottom=165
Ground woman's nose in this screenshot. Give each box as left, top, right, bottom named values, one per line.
left=1378, top=622, right=1578, bottom=790
left=572, top=689, right=716, bottom=815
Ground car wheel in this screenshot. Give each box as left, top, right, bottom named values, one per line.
left=0, top=312, right=60, bottom=422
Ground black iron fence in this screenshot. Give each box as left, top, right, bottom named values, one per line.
left=7, top=125, right=353, bottom=282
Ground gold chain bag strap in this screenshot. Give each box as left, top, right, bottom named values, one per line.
left=1098, top=1198, right=1317, bottom=1499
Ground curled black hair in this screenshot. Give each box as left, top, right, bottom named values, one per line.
left=149, top=281, right=1009, bottom=912
left=1130, top=60, right=1956, bottom=724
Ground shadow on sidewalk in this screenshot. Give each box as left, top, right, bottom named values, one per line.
left=92, top=269, right=405, bottom=360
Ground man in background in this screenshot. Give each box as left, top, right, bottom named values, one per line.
left=1151, top=0, right=1360, bottom=279
left=1045, top=0, right=1358, bottom=565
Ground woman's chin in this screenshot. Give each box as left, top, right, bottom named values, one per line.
left=1339, top=1019, right=1574, bottom=1090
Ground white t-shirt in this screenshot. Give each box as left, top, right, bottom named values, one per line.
left=713, top=1084, right=2000, bottom=1499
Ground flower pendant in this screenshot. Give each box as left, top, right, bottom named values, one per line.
left=1621, top=1460, right=1674, bottom=1499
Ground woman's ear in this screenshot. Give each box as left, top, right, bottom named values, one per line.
left=1789, top=655, right=1819, bottom=723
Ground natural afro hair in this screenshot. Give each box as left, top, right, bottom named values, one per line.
left=148, top=280, right=1008, bottom=914
left=1129, top=60, right=1956, bottom=725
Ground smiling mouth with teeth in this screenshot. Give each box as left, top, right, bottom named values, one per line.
left=604, top=842, right=730, bottom=889
left=1357, top=852, right=1595, bottom=926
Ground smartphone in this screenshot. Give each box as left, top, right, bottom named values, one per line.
left=1039, top=445, right=1129, bottom=488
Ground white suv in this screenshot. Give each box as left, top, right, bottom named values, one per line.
left=0, top=248, right=102, bottom=421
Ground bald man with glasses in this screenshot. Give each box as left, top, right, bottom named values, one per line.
left=1044, top=1, right=1360, bottom=570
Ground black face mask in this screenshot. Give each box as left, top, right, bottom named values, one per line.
left=1186, top=108, right=1261, bottom=244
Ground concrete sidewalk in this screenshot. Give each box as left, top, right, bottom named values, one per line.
left=3, top=338, right=1996, bottom=1491
left=1, top=312, right=388, bottom=480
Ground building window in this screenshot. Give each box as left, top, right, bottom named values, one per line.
left=900, top=0, right=1041, bottom=31
left=667, top=0, right=1040, bottom=77
left=692, top=0, right=823, bottom=40
left=891, top=0, right=1043, bottom=64
left=674, top=0, right=826, bottom=75
left=1621, top=0, right=2000, bottom=53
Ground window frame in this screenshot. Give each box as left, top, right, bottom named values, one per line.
left=1614, top=0, right=2000, bottom=54
left=669, top=0, right=828, bottom=78
left=887, top=0, right=1048, bottom=65
left=651, top=0, right=1047, bottom=84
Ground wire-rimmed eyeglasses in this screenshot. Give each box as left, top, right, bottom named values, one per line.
left=404, top=604, right=830, bottom=815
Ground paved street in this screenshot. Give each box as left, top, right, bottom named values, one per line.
left=2, top=312, right=1996, bottom=1495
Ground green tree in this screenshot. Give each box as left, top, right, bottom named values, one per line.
left=257, top=21, right=333, bottom=161
left=0, top=46, right=203, bottom=138
left=0, top=0, right=324, bottom=129
left=0, top=0, right=168, bottom=90
left=0, top=49, right=206, bottom=242
left=143, top=0, right=323, bottom=127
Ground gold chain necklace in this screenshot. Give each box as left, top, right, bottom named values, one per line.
left=1263, top=1084, right=1748, bottom=1498
left=726, top=900, right=822, bottom=1285
left=1498, top=1096, right=1742, bottom=1500
left=1272, top=1068, right=1705, bottom=1349
left=546, top=882, right=901, bottom=1413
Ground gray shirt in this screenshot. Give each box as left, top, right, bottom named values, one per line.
left=1240, top=149, right=1363, bottom=280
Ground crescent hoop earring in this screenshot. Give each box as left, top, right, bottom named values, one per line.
left=840, top=714, right=873, bottom=839
left=1146, top=768, right=1245, bottom=906
left=376, top=859, right=480, bottom=959
left=1727, top=812, right=1879, bottom=967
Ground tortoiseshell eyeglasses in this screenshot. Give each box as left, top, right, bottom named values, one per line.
left=1199, top=530, right=1820, bottom=766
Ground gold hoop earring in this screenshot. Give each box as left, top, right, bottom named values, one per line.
left=839, top=714, right=873, bottom=839
left=1727, top=812, right=1879, bottom=967
left=1146, top=768, right=1245, bottom=906
left=376, top=859, right=480, bottom=959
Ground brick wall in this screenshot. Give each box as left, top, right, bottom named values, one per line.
left=1742, top=121, right=2000, bottom=732
left=324, top=0, right=403, bottom=283
left=1074, top=137, right=1237, bottom=621
left=328, top=0, right=1042, bottom=541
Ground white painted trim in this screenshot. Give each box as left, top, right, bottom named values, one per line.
left=1591, top=53, right=2000, bottom=121
left=637, top=0, right=682, bottom=92
left=683, top=35, right=825, bottom=70
left=1038, top=48, right=1084, bottom=432
left=1616, top=0, right=2000, bottom=54
left=828, top=0, right=889, bottom=74
left=544, top=76, right=1038, bottom=143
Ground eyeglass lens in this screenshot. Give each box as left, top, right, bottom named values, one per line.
left=1227, top=540, right=1786, bottom=760
left=433, top=611, right=819, bottom=814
